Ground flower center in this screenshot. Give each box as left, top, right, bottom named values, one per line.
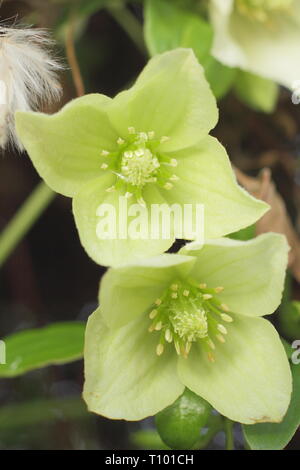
left=121, top=146, right=160, bottom=187
left=148, top=280, right=234, bottom=362
left=99, top=127, right=179, bottom=206
left=235, top=0, right=293, bottom=21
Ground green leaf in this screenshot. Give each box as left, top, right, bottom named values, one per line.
left=243, top=364, right=300, bottom=450
left=145, top=0, right=213, bottom=61
left=144, top=0, right=236, bottom=99
left=228, top=224, right=255, bottom=241
left=279, top=301, right=300, bottom=340
left=0, top=397, right=88, bottom=431
left=0, top=322, right=85, bottom=377
left=203, top=56, right=237, bottom=99
left=234, top=70, right=279, bottom=113
left=155, top=388, right=211, bottom=450
left=281, top=338, right=294, bottom=360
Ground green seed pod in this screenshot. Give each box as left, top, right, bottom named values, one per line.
left=155, top=388, right=211, bottom=450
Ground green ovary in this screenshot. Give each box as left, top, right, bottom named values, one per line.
left=100, top=128, right=179, bottom=204
left=235, top=0, right=293, bottom=21
left=148, top=280, right=234, bottom=361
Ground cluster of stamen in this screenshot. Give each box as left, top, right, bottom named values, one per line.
left=99, top=127, right=179, bottom=206
left=148, top=280, right=234, bottom=363
left=235, top=0, right=293, bottom=22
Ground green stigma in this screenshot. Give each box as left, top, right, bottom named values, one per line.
left=171, top=308, right=208, bottom=343
left=148, top=280, right=234, bottom=362
left=235, top=0, right=293, bottom=21
left=121, top=147, right=159, bottom=187
left=99, top=128, right=179, bottom=205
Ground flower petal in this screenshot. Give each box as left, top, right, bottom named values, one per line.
left=100, top=254, right=195, bottom=328
left=180, top=233, right=289, bottom=317
left=210, top=0, right=300, bottom=88
left=178, top=315, right=292, bottom=424
left=83, top=308, right=184, bottom=421
left=72, top=177, right=175, bottom=267
left=210, top=0, right=245, bottom=68
left=15, top=94, right=119, bottom=197
left=159, top=136, right=269, bottom=239
left=108, top=48, right=218, bottom=152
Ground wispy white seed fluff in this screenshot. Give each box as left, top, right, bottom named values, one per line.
left=0, top=24, right=63, bottom=150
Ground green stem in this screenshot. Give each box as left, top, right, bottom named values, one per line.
left=0, top=182, right=55, bottom=267
left=224, top=418, right=234, bottom=450
left=106, top=3, right=147, bottom=55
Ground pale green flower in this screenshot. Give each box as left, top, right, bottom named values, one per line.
left=210, top=0, right=300, bottom=88
left=15, top=48, right=267, bottom=267
left=83, top=233, right=292, bottom=424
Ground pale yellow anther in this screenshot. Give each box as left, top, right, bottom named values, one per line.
left=135, top=149, right=144, bottom=157
left=106, top=185, right=116, bottom=193
left=185, top=342, right=192, bottom=355
left=199, top=283, right=207, bottom=289
left=165, top=329, right=173, bottom=343
left=215, top=286, right=224, bottom=293
left=183, top=290, right=190, bottom=297
left=170, top=158, right=178, bottom=167
left=170, top=174, right=179, bottom=182
left=117, top=137, right=125, bottom=145
left=155, top=298, right=162, bottom=306
left=148, top=325, right=155, bottom=333
left=101, top=150, right=110, bottom=156
left=216, top=334, right=226, bottom=343
left=221, top=313, right=233, bottom=323
left=217, top=324, right=228, bottom=335
left=101, top=163, right=108, bottom=170
left=125, top=192, right=133, bottom=199
left=207, top=338, right=216, bottom=350
left=174, top=340, right=181, bottom=355
left=149, top=309, right=158, bottom=319
left=171, top=292, right=178, bottom=299
left=171, top=284, right=178, bottom=291
left=155, top=321, right=163, bottom=331
left=156, top=343, right=164, bottom=356
left=221, top=303, right=230, bottom=312
left=164, top=182, right=173, bottom=190
left=148, top=131, right=155, bottom=139
left=207, top=352, right=215, bottom=363
left=128, top=126, right=135, bottom=134
left=124, top=151, right=133, bottom=159
left=139, top=132, right=148, bottom=141
left=203, top=294, right=213, bottom=300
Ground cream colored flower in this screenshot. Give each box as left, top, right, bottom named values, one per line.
left=210, top=0, right=300, bottom=89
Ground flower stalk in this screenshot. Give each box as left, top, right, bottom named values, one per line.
left=0, top=182, right=54, bottom=267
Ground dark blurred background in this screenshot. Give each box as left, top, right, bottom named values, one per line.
left=0, top=0, right=299, bottom=449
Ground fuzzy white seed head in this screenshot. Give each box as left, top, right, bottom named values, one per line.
left=0, top=24, right=63, bottom=150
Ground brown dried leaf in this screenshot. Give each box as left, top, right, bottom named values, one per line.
left=235, top=167, right=300, bottom=282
